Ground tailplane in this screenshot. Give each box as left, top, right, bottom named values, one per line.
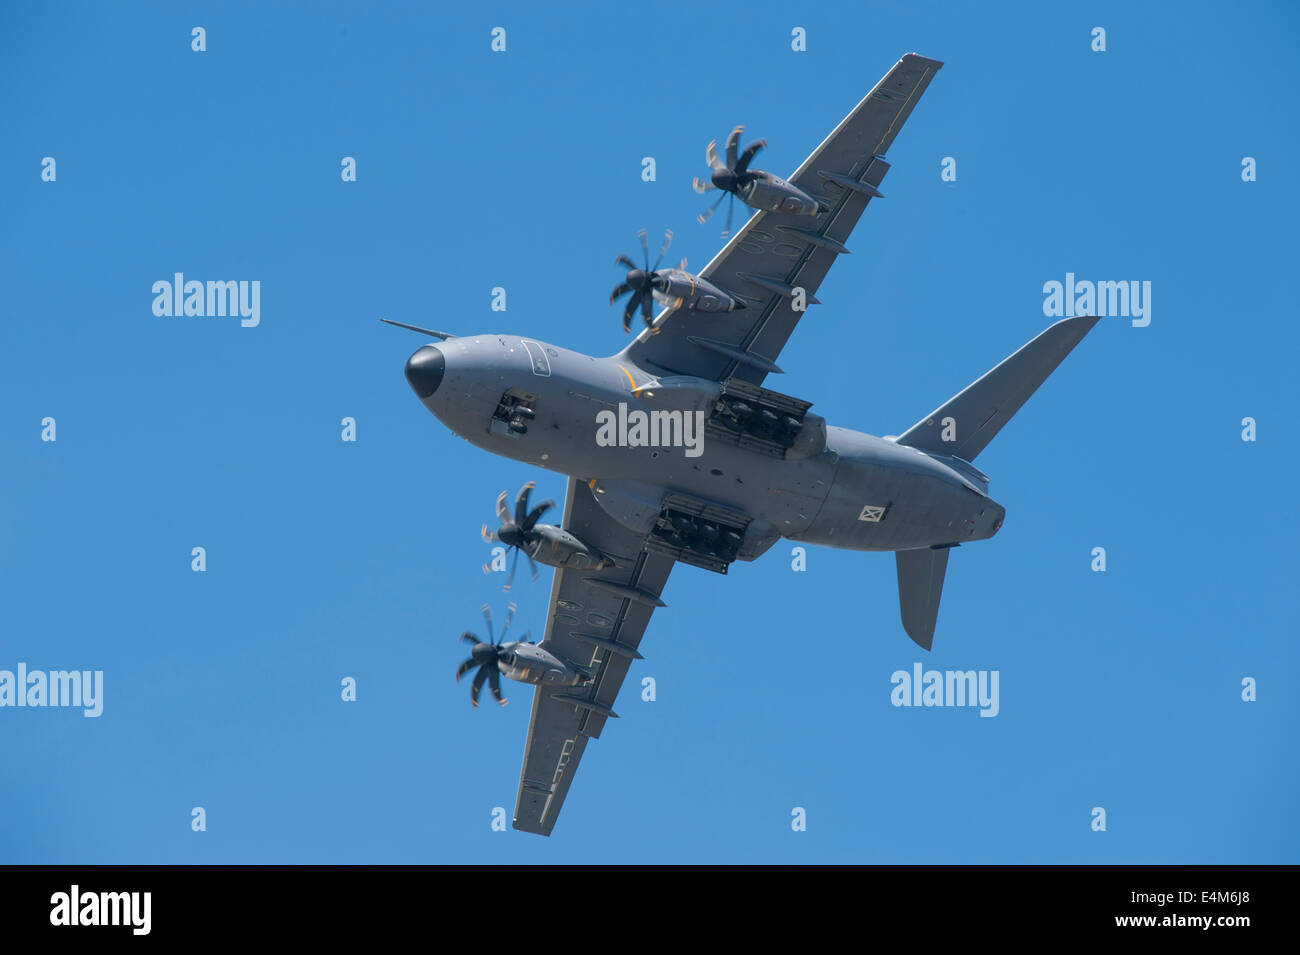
left=893, top=316, right=1100, bottom=648
left=895, top=315, right=1100, bottom=462
left=896, top=547, right=951, bottom=650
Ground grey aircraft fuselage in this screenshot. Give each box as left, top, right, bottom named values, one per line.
left=405, top=334, right=1005, bottom=561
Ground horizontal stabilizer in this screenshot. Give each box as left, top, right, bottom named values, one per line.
left=896, top=547, right=950, bottom=650
left=896, top=315, right=1100, bottom=462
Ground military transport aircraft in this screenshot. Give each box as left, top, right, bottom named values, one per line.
left=390, top=53, right=1099, bottom=836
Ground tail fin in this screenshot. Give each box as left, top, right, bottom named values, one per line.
left=896, top=547, right=950, bottom=650
left=895, top=316, right=1100, bottom=462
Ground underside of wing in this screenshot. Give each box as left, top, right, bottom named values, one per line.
left=513, top=477, right=674, bottom=836
left=616, top=53, right=943, bottom=387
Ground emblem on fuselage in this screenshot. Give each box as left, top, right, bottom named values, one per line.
left=858, top=504, right=889, bottom=523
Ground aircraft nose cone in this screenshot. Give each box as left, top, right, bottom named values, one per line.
left=404, top=345, right=445, bottom=398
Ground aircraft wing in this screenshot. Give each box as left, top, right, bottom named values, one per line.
left=617, top=52, right=942, bottom=387
left=512, top=476, right=674, bottom=836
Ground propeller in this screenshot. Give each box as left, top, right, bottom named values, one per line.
left=481, top=481, right=555, bottom=589
left=609, top=229, right=674, bottom=333
left=455, top=603, right=529, bottom=708
left=693, top=126, right=766, bottom=237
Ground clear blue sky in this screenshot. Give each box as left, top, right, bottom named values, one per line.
left=2, top=1, right=1296, bottom=863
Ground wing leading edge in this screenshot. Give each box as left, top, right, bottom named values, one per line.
left=513, top=477, right=674, bottom=836
left=617, top=53, right=943, bottom=386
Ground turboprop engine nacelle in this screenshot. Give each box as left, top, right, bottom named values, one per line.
left=742, top=174, right=825, bottom=217
left=524, top=524, right=611, bottom=571
left=496, top=642, right=592, bottom=687
left=653, top=269, right=746, bottom=313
